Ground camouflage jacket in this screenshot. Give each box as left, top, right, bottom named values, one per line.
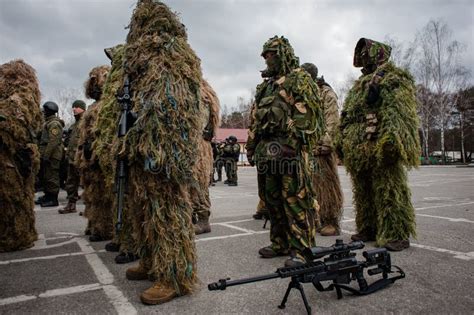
left=65, top=115, right=82, bottom=163
left=39, top=115, right=64, bottom=160
left=317, top=80, right=339, bottom=148
left=247, top=68, right=323, bottom=161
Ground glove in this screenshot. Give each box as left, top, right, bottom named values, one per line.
left=367, top=71, right=385, bottom=105
left=314, top=144, right=332, bottom=156
left=365, top=113, right=378, bottom=140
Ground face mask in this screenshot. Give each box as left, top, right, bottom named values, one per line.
left=264, top=53, right=281, bottom=77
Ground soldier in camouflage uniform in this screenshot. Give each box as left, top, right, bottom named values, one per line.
left=339, top=38, right=420, bottom=251
left=301, top=63, right=343, bottom=236
left=37, top=101, right=64, bottom=207
left=246, top=36, right=324, bottom=267
left=246, top=102, right=269, bottom=220
left=59, top=100, right=86, bottom=214
left=0, top=60, right=42, bottom=252
left=222, top=135, right=240, bottom=186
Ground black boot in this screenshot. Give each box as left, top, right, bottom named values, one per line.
left=35, top=195, right=46, bottom=205
left=41, top=194, right=59, bottom=207
left=105, top=242, right=120, bottom=252
left=115, top=252, right=139, bottom=264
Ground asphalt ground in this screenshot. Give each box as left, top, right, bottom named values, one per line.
left=1, top=166, right=473, bottom=314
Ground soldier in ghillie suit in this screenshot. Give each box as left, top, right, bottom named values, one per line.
left=246, top=36, right=324, bottom=267
left=222, top=135, right=240, bottom=186
left=246, top=102, right=269, bottom=220
left=192, top=79, right=220, bottom=235
left=0, top=60, right=42, bottom=252
left=76, top=65, right=113, bottom=242
left=37, top=101, right=64, bottom=207
left=301, top=63, right=343, bottom=236
left=339, top=38, right=420, bottom=251
left=59, top=100, right=86, bottom=214
left=118, top=0, right=202, bottom=305
left=93, top=44, right=138, bottom=264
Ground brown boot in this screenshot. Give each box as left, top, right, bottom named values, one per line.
left=126, top=261, right=149, bottom=281
left=320, top=225, right=340, bottom=236
left=351, top=231, right=376, bottom=242
left=194, top=213, right=211, bottom=235
left=140, top=283, right=177, bottom=305
left=58, top=201, right=76, bottom=214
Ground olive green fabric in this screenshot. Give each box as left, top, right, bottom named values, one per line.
left=72, top=100, right=86, bottom=110
left=39, top=115, right=64, bottom=195
left=39, top=115, right=64, bottom=161
left=248, top=36, right=324, bottom=260
left=339, top=39, right=420, bottom=246
left=0, top=59, right=41, bottom=252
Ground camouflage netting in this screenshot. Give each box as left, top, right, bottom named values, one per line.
left=191, top=79, right=220, bottom=220
left=118, top=0, right=203, bottom=294
left=93, top=44, right=135, bottom=253
left=0, top=60, right=41, bottom=252
left=76, top=65, right=114, bottom=240
left=340, top=39, right=420, bottom=245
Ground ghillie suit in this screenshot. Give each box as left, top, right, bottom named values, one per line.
left=94, top=44, right=137, bottom=260
left=246, top=36, right=324, bottom=266
left=301, top=63, right=344, bottom=236
left=118, top=0, right=202, bottom=303
left=339, top=38, right=420, bottom=251
left=192, top=79, right=220, bottom=235
left=75, top=65, right=113, bottom=241
left=0, top=60, right=42, bottom=252
left=246, top=102, right=269, bottom=220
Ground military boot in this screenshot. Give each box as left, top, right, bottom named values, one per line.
left=58, top=201, right=76, bottom=214
left=126, top=259, right=150, bottom=281
left=351, top=230, right=376, bottom=242
left=35, top=195, right=46, bottom=205
left=140, top=282, right=177, bottom=305
left=320, top=224, right=340, bottom=236
left=385, top=240, right=410, bottom=251
left=41, top=194, right=59, bottom=207
left=194, top=213, right=211, bottom=235
left=228, top=182, right=238, bottom=186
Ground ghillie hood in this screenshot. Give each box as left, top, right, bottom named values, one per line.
left=0, top=59, right=42, bottom=149
left=353, top=38, right=392, bottom=69
left=261, top=35, right=299, bottom=77
left=85, top=65, right=111, bottom=101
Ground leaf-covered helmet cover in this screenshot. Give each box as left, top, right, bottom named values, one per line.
left=261, top=35, right=299, bottom=77
left=353, top=38, right=392, bottom=70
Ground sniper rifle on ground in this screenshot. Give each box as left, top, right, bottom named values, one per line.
left=208, top=239, right=405, bottom=314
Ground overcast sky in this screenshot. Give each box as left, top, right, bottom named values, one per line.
left=1, top=0, right=472, bottom=113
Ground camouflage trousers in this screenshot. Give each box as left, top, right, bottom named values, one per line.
left=256, top=172, right=268, bottom=215
left=65, top=163, right=80, bottom=202
left=224, top=158, right=238, bottom=184
left=261, top=161, right=316, bottom=259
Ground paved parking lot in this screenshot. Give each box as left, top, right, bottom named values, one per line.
left=1, top=166, right=473, bottom=314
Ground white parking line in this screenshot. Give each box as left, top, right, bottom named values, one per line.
left=0, top=295, right=36, bottom=306
left=341, top=229, right=474, bottom=261
left=415, top=201, right=474, bottom=211
left=216, top=223, right=257, bottom=233
left=38, top=283, right=102, bottom=298
left=416, top=214, right=474, bottom=224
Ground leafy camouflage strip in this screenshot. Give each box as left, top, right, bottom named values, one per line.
left=120, top=0, right=201, bottom=294
left=353, top=38, right=392, bottom=68
left=340, top=39, right=420, bottom=245
left=261, top=36, right=299, bottom=76
left=76, top=65, right=114, bottom=240
left=0, top=60, right=41, bottom=252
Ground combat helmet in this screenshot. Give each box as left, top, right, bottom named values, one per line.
left=42, top=101, right=59, bottom=114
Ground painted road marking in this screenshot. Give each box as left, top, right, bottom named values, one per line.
left=416, top=213, right=474, bottom=224
left=341, top=229, right=474, bottom=261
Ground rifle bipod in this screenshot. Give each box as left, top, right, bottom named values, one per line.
left=278, top=276, right=312, bottom=314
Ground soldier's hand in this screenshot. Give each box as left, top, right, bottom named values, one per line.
left=314, top=144, right=332, bottom=156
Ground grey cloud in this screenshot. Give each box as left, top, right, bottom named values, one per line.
left=1, top=0, right=472, bottom=112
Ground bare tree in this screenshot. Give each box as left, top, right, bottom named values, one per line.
left=415, top=19, right=470, bottom=163
left=334, top=72, right=357, bottom=112
left=52, top=87, right=84, bottom=128
left=384, top=35, right=416, bottom=71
